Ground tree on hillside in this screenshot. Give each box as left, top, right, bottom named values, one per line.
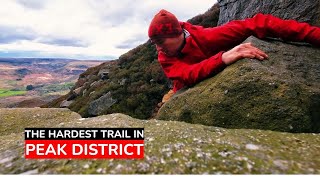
left=26, top=85, right=34, bottom=91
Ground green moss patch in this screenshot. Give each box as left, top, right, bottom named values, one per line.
left=0, top=89, right=26, bottom=98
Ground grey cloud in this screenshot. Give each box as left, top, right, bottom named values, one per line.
left=16, top=0, right=48, bottom=9
left=0, top=50, right=116, bottom=60
left=38, top=37, right=89, bottom=47
left=116, top=33, right=148, bottom=49
left=103, top=10, right=135, bottom=26
left=0, top=25, right=37, bottom=43
left=0, top=25, right=88, bottom=47
left=88, top=0, right=140, bottom=27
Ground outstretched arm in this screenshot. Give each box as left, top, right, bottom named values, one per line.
left=159, top=43, right=268, bottom=88
left=158, top=51, right=226, bottom=88
left=198, top=13, right=320, bottom=53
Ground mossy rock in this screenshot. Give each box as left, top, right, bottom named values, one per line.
left=0, top=108, right=319, bottom=174
left=157, top=37, right=320, bottom=133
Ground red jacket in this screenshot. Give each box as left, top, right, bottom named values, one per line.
left=157, top=13, right=320, bottom=92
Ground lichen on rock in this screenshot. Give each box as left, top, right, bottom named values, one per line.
left=0, top=108, right=320, bottom=174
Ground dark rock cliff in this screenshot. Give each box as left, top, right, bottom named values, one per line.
left=218, top=0, right=320, bottom=26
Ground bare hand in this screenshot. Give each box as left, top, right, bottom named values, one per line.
left=222, top=43, right=268, bottom=65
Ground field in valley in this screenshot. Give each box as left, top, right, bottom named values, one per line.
left=0, top=58, right=104, bottom=108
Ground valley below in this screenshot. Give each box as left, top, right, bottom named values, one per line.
left=0, top=58, right=104, bottom=108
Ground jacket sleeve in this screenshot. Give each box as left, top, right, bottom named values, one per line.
left=198, top=13, right=320, bottom=52
left=158, top=51, right=227, bottom=89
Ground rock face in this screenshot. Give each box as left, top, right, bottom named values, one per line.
left=218, top=0, right=320, bottom=26
left=87, top=91, right=117, bottom=116
left=60, top=100, right=74, bottom=108
left=0, top=108, right=320, bottom=174
left=157, top=37, right=320, bottom=133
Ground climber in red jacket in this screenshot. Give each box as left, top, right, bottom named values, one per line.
left=148, top=9, right=320, bottom=95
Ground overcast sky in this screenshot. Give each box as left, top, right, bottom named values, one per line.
left=0, top=0, right=217, bottom=60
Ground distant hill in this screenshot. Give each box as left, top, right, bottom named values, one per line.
left=44, top=4, right=220, bottom=119
left=0, top=58, right=104, bottom=108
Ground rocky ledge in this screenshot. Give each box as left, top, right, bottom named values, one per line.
left=0, top=108, right=319, bottom=174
